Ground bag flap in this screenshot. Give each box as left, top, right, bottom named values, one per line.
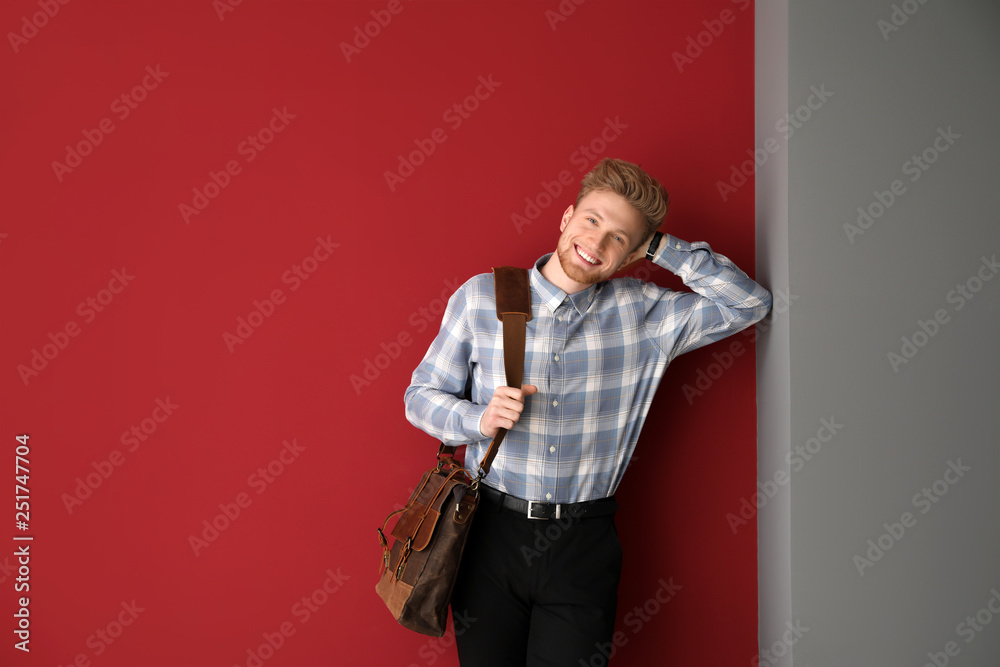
left=390, top=470, right=467, bottom=551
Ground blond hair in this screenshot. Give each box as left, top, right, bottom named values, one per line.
left=575, top=158, right=669, bottom=250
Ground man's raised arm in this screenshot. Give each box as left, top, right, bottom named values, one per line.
left=644, top=231, right=772, bottom=359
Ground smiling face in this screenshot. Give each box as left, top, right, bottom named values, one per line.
left=548, top=189, right=650, bottom=291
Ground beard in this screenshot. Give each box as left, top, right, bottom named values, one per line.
left=556, top=241, right=606, bottom=286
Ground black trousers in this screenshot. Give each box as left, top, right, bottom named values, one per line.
left=451, top=491, right=623, bottom=667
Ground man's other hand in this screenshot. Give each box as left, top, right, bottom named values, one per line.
left=481, top=384, right=538, bottom=437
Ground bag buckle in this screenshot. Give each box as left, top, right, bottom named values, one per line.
left=527, top=501, right=559, bottom=520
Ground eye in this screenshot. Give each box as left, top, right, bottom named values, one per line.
left=588, top=217, right=598, bottom=225
left=614, top=235, right=624, bottom=244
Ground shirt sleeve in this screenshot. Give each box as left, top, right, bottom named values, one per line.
left=403, top=282, right=489, bottom=446
left=644, top=233, right=773, bottom=360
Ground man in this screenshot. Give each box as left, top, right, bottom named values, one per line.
left=403, top=157, right=772, bottom=666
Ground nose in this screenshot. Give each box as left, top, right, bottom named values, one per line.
left=590, top=233, right=610, bottom=254
left=579, top=226, right=598, bottom=244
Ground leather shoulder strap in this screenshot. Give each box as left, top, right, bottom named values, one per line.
left=493, top=266, right=531, bottom=322
left=476, top=266, right=531, bottom=479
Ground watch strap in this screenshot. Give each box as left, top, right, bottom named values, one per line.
left=645, top=231, right=664, bottom=261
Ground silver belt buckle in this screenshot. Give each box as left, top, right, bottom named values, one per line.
left=527, top=501, right=560, bottom=520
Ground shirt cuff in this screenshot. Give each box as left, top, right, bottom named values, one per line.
left=465, top=404, right=489, bottom=440
left=650, top=233, right=723, bottom=278
left=649, top=232, right=684, bottom=265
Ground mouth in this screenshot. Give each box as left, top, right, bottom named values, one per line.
left=574, top=244, right=602, bottom=266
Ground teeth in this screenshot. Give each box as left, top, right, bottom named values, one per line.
left=576, top=246, right=599, bottom=265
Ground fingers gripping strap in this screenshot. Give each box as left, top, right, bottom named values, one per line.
left=478, top=267, right=530, bottom=478
left=478, top=312, right=526, bottom=475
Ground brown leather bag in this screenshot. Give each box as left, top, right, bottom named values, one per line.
left=376, top=266, right=531, bottom=636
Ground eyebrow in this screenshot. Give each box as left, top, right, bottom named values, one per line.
left=583, top=208, right=631, bottom=240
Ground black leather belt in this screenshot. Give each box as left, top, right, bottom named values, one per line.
left=478, top=484, right=618, bottom=520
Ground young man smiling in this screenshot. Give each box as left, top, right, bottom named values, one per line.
left=404, top=158, right=771, bottom=666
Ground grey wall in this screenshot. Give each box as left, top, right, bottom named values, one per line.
left=756, top=1, right=793, bottom=665
left=757, top=1, right=1000, bottom=665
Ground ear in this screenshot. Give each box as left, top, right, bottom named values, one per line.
left=618, top=234, right=651, bottom=272
left=620, top=248, right=644, bottom=270
left=625, top=246, right=644, bottom=266
left=559, top=205, right=574, bottom=232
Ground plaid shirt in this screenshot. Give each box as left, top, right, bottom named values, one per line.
left=403, top=234, right=772, bottom=503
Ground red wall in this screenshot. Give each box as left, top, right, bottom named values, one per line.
left=0, top=1, right=758, bottom=665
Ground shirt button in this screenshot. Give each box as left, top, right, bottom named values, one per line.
left=675, top=243, right=682, bottom=249
left=557, top=315, right=563, bottom=321
left=552, top=400, right=558, bottom=407
left=545, top=493, right=552, bottom=500
left=549, top=446, right=556, bottom=453
left=553, top=354, right=560, bottom=361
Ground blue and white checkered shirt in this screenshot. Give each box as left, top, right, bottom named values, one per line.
left=403, top=234, right=772, bottom=503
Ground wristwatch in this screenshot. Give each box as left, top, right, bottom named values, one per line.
left=645, top=232, right=663, bottom=261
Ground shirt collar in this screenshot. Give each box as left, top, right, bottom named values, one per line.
left=530, top=254, right=599, bottom=317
